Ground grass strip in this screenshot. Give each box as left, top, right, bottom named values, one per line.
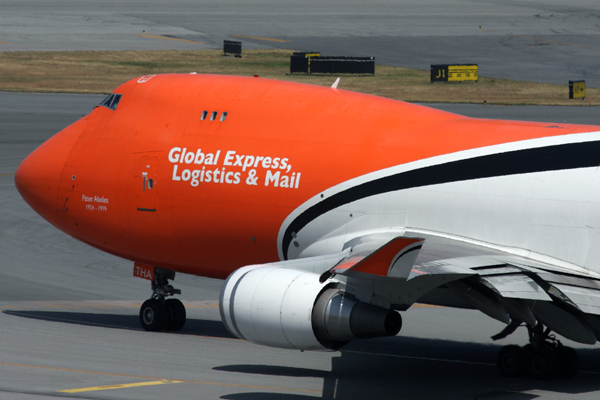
left=0, top=49, right=597, bottom=106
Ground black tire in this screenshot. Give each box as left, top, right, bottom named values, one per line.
left=139, top=299, right=167, bottom=332
left=497, top=345, right=525, bottom=378
left=558, top=346, right=579, bottom=379
left=527, top=348, right=559, bottom=380
left=165, top=298, right=186, bottom=331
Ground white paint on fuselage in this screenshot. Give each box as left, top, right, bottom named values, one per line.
left=280, top=130, right=600, bottom=277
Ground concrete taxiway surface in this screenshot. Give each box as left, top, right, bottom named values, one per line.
left=2, top=1, right=600, bottom=86
left=3, top=1, right=600, bottom=398
left=3, top=93, right=600, bottom=399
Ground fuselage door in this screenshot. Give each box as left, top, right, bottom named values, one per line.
left=136, top=156, right=159, bottom=212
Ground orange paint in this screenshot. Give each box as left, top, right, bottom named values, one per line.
left=15, top=74, right=600, bottom=279
left=133, top=262, right=155, bottom=280
left=349, top=238, right=423, bottom=277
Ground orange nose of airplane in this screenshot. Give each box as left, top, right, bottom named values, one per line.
left=15, top=118, right=86, bottom=226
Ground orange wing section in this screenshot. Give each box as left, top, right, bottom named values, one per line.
left=347, top=237, right=423, bottom=277
left=334, top=237, right=424, bottom=278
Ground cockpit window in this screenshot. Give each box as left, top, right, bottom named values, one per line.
left=99, top=94, right=122, bottom=111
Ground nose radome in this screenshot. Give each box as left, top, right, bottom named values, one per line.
left=15, top=118, right=86, bottom=226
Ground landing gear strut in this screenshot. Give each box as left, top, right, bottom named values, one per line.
left=497, top=324, right=578, bottom=379
left=139, top=268, right=186, bottom=332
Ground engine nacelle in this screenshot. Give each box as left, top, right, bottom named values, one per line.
left=219, top=266, right=402, bottom=350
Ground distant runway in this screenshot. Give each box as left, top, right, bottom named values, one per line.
left=2, top=1, right=600, bottom=86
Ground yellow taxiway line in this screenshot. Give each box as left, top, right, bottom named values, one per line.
left=138, top=34, right=203, bottom=44
left=0, top=362, right=321, bottom=395
left=0, top=173, right=15, bottom=177
left=231, top=35, right=291, bottom=43
left=58, top=380, right=182, bottom=393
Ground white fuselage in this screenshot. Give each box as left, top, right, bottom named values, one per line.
left=281, top=131, right=600, bottom=276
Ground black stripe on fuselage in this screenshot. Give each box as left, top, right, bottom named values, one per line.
left=282, top=140, right=600, bottom=259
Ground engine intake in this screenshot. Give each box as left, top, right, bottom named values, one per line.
left=219, top=266, right=402, bottom=351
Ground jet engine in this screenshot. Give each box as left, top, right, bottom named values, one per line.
left=219, top=265, right=402, bottom=350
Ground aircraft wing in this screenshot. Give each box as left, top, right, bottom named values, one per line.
left=276, top=231, right=600, bottom=346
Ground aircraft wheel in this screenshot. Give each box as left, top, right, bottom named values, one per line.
left=165, top=298, right=186, bottom=331
left=527, top=348, right=558, bottom=380
left=139, top=299, right=167, bottom=331
left=557, top=346, right=579, bottom=379
left=497, top=345, right=525, bottom=378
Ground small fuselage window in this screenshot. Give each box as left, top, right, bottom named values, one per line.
left=99, top=94, right=122, bottom=110
left=200, top=110, right=228, bottom=122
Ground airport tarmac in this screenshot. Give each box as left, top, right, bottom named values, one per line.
left=3, top=93, right=600, bottom=399
left=3, top=1, right=600, bottom=398
left=2, top=1, right=600, bottom=86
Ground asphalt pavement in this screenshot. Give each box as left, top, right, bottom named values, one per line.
left=3, top=1, right=600, bottom=398
left=2, top=1, right=600, bottom=85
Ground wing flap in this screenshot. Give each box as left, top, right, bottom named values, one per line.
left=481, top=274, right=551, bottom=301
left=552, top=284, right=600, bottom=315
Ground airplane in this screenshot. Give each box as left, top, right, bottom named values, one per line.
left=14, top=73, right=600, bottom=380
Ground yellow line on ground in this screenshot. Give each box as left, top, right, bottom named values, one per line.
left=138, top=34, right=203, bottom=44
left=0, top=362, right=165, bottom=380
left=0, top=362, right=320, bottom=394
left=58, top=380, right=182, bottom=393
left=231, top=35, right=291, bottom=43
left=509, top=34, right=600, bottom=51
left=0, top=173, right=15, bottom=177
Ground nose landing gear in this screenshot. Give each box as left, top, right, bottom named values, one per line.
left=497, top=324, right=579, bottom=379
left=139, top=268, right=186, bottom=332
